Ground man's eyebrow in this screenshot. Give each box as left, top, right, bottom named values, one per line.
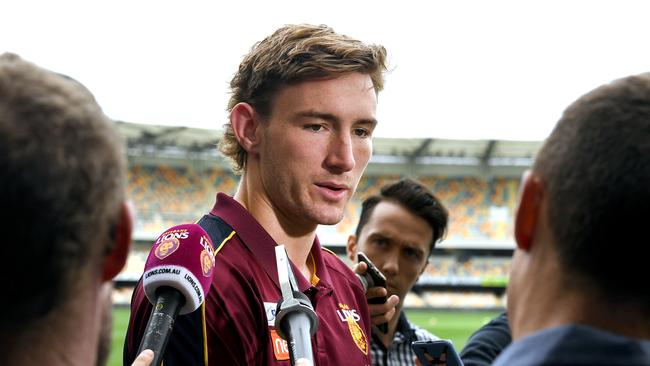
left=366, top=231, right=391, bottom=241
left=405, top=245, right=426, bottom=255
left=357, top=118, right=378, bottom=129
left=294, top=110, right=378, bottom=128
left=295, top=110, right=340, bottom=123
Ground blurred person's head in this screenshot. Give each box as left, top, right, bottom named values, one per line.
left=0, top=53, right=132, bottom=365
left=347, top=179, right=448, bottom=309
left=508, top=73, right=650, bottom=339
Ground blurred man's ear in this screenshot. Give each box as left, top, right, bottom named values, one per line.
left=230, top=102, right=261, bottom=154
left=514, top=171, right=544, bottom=252
left=346, top=235, right=358, bottom=262
left=102, top=201, right=133, bottom=281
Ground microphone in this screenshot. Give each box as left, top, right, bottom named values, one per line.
left=274, top=245, right=318, bottom=366
left=137, top=223, right=216, bottom=366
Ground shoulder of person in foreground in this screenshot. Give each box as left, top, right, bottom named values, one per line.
left=459, top=312, right=511, bottom=366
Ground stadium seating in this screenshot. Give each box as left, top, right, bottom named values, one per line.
left=127, top=164, right=520, bottom=242
left=119, top=164, right=517, bottom=309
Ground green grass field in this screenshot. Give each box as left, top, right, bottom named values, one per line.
left=109, top=307, right=500, bottom=366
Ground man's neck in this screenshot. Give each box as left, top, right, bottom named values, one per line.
left=512, top=274, right=650, bottom=341
left=234, top=175, right=317, bottom=280
left=376, top=308, right=403, bottom=348
left=1, top=286, right=102, bottom=366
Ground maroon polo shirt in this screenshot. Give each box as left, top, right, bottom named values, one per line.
left=124, top=193, right=372, bottom=366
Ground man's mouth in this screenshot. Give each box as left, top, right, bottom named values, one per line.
left=314, top=182, right=349, bottom=201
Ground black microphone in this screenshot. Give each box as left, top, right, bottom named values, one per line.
left=274, top=245, right=319, bottom=365
left=137, top=224, right=216, bottom=366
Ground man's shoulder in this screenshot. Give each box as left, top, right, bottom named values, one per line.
left=412, top=324, right=438, bottom=342
left=321, top=247, right=343, bottom=261
left=320, top=248, right=357, bottom=280
left=493, top=324, right=650, bottom=366
left=197, top=214, right=235, bottom=247
left=404, top=315, right=438, bottom=341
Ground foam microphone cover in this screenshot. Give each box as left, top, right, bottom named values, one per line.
left=142, top=223, right=216, bottom=315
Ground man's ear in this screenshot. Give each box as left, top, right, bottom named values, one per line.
left=514, top=170, right=544, bottom=252
left=230, top=102, right=262, bottom=154
left=346, top=235, right=358, bottom=262
left=102, top=201, right=133, bottom=281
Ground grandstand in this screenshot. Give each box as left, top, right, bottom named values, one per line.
left=115, top=121, right=543, bottom=310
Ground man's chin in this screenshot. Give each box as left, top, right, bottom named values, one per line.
left=317, top=216, right=345, bottom=226
left=310, top=207, right=345, bottom=226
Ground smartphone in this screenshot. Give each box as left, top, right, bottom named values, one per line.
left=356, top=252, right=388, bottom=333
left=411, top=340, right=464, bottom=366
left=357, top=252, right=387, bottom=302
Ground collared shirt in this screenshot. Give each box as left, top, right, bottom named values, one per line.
left=371, top=312, right=439, bottom=366
left=124, top=193, right=372, bottom=366
left=492, top=324, right=650, bottom=366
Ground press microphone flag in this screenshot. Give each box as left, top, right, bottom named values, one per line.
left=137, top=223, right=216, bottom=366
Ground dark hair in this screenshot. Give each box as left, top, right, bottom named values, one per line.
left=534, top=73, right=650, bottom=302
left=355, top=179, right=448, bottom=254
left=0, top=53, right=126, bottom=330
left=219, top=23, right=388, bottom=173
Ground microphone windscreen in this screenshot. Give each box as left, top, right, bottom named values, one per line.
left=142, top=223, right=216, bottom=314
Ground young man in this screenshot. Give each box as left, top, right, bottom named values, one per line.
left=492, top=73, right=650, bottom=365
left=346, top=179, right=449, bottom=366
left=124, top=24, right=389, bottom=365
left=0, top=53, right=151, bottom=366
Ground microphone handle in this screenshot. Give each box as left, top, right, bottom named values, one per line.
left=283, top=312, right=315, bottom=365
left=137, top=286, right=184, bottom=366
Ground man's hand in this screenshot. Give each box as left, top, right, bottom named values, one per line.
left=367, top=285, right=399, bottom=326
left=353, top=261, right=399, bottom=326
left=131, top=349, right=154, bottom=366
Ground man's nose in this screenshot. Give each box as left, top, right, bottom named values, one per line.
left=324, top=133, right=355, bottom=173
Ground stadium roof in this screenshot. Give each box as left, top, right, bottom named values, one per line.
left=117, top=121, right=543, bottom=177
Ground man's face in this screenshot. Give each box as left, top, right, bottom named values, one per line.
left=256, top=72, right=377, bottom=229
left=348, top=201, right=434, bottom=309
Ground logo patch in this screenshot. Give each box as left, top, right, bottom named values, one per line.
left=200, top=250, right=214, bottom=277
left=199, top=234, right=215, bottom=277
left=154, top=237, right=180, bottom=259
left=339, top=303, right=368, bottom=355
left=264, top=302, right=278, bottom=326
left=270, top=329, right=289, bottom=361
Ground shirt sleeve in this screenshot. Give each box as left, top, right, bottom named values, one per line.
left=459, top=311, right=512, bottom=366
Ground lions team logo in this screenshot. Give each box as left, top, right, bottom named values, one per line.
left=154, top=237, right=180, bottom=259
left=200, top=249, right=214, bottom=277
left=338, top=303, right=368, bottom=355
left=199, top=234, right=215, bottom=277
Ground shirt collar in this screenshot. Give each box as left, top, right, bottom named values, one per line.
left=210, top=193, right=332, bottom=292
left=371, top=311, right=417, bottom=347
left=396, top=311, right=417, bottom=343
